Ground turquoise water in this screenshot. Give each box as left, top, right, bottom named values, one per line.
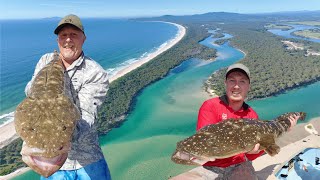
left=12, top=27, right=320, bottom=179
left=99, top=38, right=247, bottom=180
left=250, top=82, right=320, bottom=120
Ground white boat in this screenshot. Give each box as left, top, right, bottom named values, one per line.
left=275, top=148, right=320, bottom=179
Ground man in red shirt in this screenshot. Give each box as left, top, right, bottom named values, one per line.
left=196, top=63, right=299, bottom=179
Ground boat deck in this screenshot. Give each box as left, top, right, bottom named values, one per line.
left=275, top=148, right=320, bottom=179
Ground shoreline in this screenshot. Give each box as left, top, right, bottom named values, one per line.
left=109, top=22, right=186, bottom=82
left=0, top=122, right=18, bottom=149
left=0, top=22, right=186, bottom=179
left=0, top=167, right=31, bottom=180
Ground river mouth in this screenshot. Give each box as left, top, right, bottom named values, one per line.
left=100, top=27, right=320, bottom=179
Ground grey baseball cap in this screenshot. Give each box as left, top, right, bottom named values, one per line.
left=226, top=63, right=250, bottom=81
left=54, top=14, right=84, bottom=35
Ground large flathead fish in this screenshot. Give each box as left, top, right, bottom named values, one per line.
left=14, top=51, right=80, bottom=177
left=172, top=112, right=306, bottom=165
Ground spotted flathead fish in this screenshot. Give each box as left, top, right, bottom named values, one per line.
left=14, top=51, right=80, bottom=177
left=171, top=112, right=306, bottom=165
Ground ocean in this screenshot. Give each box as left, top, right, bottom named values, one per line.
left=0, top=18, right=178, bottom=126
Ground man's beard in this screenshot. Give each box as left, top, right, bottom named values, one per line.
left=61, top=47, right=79, bottom=61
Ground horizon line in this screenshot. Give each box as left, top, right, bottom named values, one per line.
left=1, top=9, right=320, bottom=20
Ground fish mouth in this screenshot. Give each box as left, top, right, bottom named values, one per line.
left=31, top=154, right=67, bottom=167
left=20, top=143, right=70, bottom=177
left=22, top=153, right=68, bottom=177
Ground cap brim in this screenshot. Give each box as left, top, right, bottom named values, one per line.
left=226, top=68, right=250, bottom=81
left=54, top=23, right=83, bottom=35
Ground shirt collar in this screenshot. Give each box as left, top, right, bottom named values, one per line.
left=219, top=94, right=249, bottom=110
left=65, top=52, right=85, bottom=71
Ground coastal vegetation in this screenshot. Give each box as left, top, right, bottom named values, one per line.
left=288, top=21, right=320, bottom=26
left=214, top=38, right=229, bottom=45
left=212, top=32, right=225, bottom=38
left=205, top=22, right=320, bottom=99
left=264, top=23, right=293, bottom=30
left=0, top=138, right=24, bottom=175
left=292, top=28, right=320, bottom=39
left=2, top=11, right=320, bottom=176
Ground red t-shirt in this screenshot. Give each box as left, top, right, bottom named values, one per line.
left=197, top=95, right=265, bottom=168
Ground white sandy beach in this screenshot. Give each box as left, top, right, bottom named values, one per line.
left=0, top=122, right=18, bottom=149
left=109, top=22, right=186, bottom=82
left=0, top=22, right=186, bottom=180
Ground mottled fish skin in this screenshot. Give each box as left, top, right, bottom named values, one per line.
left=14, top=51, right=80, bottom=177
left=172, top=112, right=306, bottom=165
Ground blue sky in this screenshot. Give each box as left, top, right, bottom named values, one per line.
left=1, top=0, right=320, bottom=19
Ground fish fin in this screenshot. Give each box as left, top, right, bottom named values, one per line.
left=264, top=144, right=280, bottom=156
left=258, top=134, right=280, bottom=156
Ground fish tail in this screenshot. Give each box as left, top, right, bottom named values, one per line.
left=298, top=112, right=307, bottom=121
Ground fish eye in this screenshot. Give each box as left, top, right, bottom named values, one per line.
left=29, top=128, right=35, bottom=131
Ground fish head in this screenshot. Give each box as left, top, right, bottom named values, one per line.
left=171, top=132, right=217, bottom=165
left=171, top=149, right=215, bottom=166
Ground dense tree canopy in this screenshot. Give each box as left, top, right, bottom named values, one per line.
left=206, top=22, right=320, bottom=99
